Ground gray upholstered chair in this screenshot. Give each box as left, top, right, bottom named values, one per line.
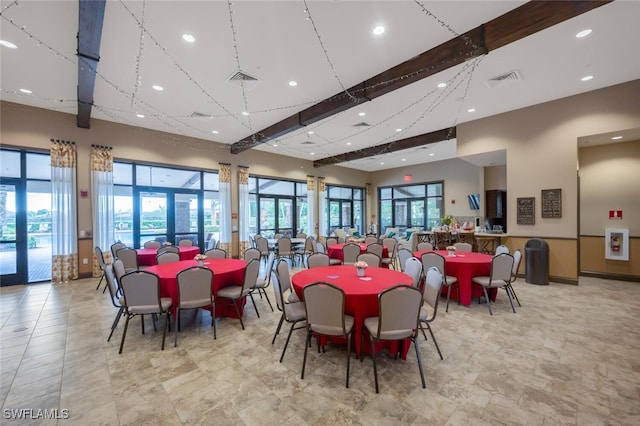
left=272, top=259, right=306, bottom=362
left=204, top=248, right=226, bottom=259
left=110, top=242, right=126, bottom=259
left=361, top=285, right=425, bottom=393
left=472, top=253, right=515, bottom=315
left=356, top=252, right=381, bottom=268
left=105, top=264, right=124, bottom=342
left=216, top=259, right=260, bottom=330
left=416, top=242, right=434, bottom=252
left=255, top=236, right=270, bottom=265
left=505, top=249, right=523, bottom=307
left=325, top=237, right=338, bottom=247
left=175, top=266, right=215, bottom=346
left=396, top=248, right=413, bottom=272
left=251, top=252, right=275, bottom=312
left=495, top=244, right=510, bottom=255
left=244, top=248, right=261, bottom=262
left=307, top=253, right=330, bottom=269
left=277, top=237, right=294, bottom=264
left=364, top=236, right=379, bottom=245
left=116, top=247, right=138, bottom=273
left=421, top=252, right=458, bottom=313
left=453, top=242, right=472, bottom=252
left=419, top=266, right=444, bottom=360
left=342, top=243, right=361, bottom=265
left=156, top=251, right=179, bottom=264
left=301, top=282, right=354, bottom=388
left=143, top=240, right=161, bottom=249
left=178, top=239, right=193, bottom=246
left=381, top=237, right=398, bottom=269
left=94, top=246, right=107, bottom=291
left=157, top=245, right=179, bottom=255
left=404, top=257, right=423, bottom=288
left=366, top=243, right=384, bottom=258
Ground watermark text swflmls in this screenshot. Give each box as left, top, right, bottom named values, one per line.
left=3, top=408, right=70, bottom=420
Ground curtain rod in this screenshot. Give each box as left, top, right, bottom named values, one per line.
left=50, top=138, right=75, bottom=145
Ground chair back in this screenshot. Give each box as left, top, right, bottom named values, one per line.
left=491, top=253, right=514, bottom=283
left=156, top=251, right=180, bottom=264
left=366, top=243, right=383, bottom=258
left=120, top=270, right=162, bottom=314
left=396, top=248, right=413, bottom=272
left=495, top=245, right=510, bottom=255
left=255, top=237, right=269, bottom=255
left=453, top=242, right=472, bottom=252
left=113, top=259, right=126, bottom=282
left=376, top=285, right=422, bottom=340
left=303, top=282, right=347, bottom=336
left=260, top=252, right=276, bottom=282
left=404, top=257, right=423, bottom=288
left=304, top=236, right=315, bottom=253
left=273, top=259, right=292, bottom=311
left=94, top=246, right=106, bottom=270
left=296, top=232, right=307, bottom=239
left=382, top=237, right=397, bottom=254
left=176, top=266, right=213, bottom=308
left=423, top=266, right=443, bottom=314
left=326, top=237, right=338, bottom=246
left=342, top=243, right=361, bottom=264
left=277, top=237, right=292, bottom=254
left=364, top=236, right=378, bottom=245
left=357, top=252, right=381, bottom=268
left=307, top=253, right=330, bottom=268
left=178, top=239, right=193, bottom=247
left=116, top=247, right=138, bottom=270
left=421, top=252, right=446, bottom=278
left=511, top=249, right=522, bottom=282
left=207, top=236, right=217, bottom=250
left=416, top=242, right=433, bottom=252
left=144, top=240, right=161, bottom=249
left=334, top=229, right=347, bottom=240
left=158, top=245, right=179, bottom=255
left=204, top=248, right=226, bottom=259
left=104, top=264, right=121, bottom=307
left=434, top=232, right=450, bottom=250
left=111, top=242, right=126, bottom=258
left=242, top=259, right=260, bottom=293
left=315, top=241, right=326, bottom=254
left=244, top=248, right=261, bottom=262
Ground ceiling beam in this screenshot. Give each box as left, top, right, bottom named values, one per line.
left=313, top=127, right=456, bottom=167
left=231, top=0, right=610, bottom=156
left=77, top=0, right=106, bottom=129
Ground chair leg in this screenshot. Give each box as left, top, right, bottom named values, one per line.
left=346, top=331, right=351, bottom=389
left=248, top=293, right=260, bottom=318
left=370, top=335, right=379, bottom=393
left=161, top=312, right=168, bottom=351
left=482, top=287, right=493, bottom=315
left=301, top=328, right=311, bottom=379
left=141, top=314, right=146, bottom=334
left=260, top=289, right=274, bottom=312
left=504, top=286, right=516, bottom=313
left=231, top=299, right=245, bottom=330
left=96, top=273, right=104, bottom=290
left=108, top=306, right=124, bottom=342
left=445, top=283, right=452, bottom=313
left=418, top=322, right=428, bottom=341
left=174, top=307, right=180, bottom=347
left=211, top=303, right=217, bottom=340
left=508, top=284, right=522, bottom=307
left=272, top=314, right=285, bottom=344
left=413, top=335, right=426, bottom=389
left=279, top=321, right=298, bottom=363
left=425, top=322, right=444, bottom=360
left=119, top=314, right=131, bottom=354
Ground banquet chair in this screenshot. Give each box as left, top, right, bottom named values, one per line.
left=118, top=270, right=172, bottom=354
left=207, top=237, right=217, bottom=250
left=416, top=242, right=434, bottom=252
left=404, top=257, right=423, bottom=288
left=204, top=248, right=226, bottom=259
left=217, top=259, right=260, bottom=330
left=326, top=237, right=338, bottom=247
left=419, top=267, right=444, bottom=360
left=244, top=248, right=261, bottom=262
left=94, top=246, right=107, bottom=291
left=116, top=247, right=138, bottom=273
left=381, top=238, right=397, bottom=269
left=366, top=243, right=384, bottom=259
left=342, top=243, right=361, bottom=265
left=156, top=251, right=180, bottom=264
left=315, top=241, right=326, bottom=254
left=272, top=259, right=307, bottom=362
left=143, top=240, right=161, bottom=249
left=301, top=282, right=354, bottom=388
left=255, top=236, right=270, bottom=265
left=105, top=264, right=125, bottom=343
left=472, top=253, right=515, bottom=315
left=157, top=245, right=179, bottom=255
left=112, top=259, right=126, bottom=291
left=505, top=249, right=523, bottom=307
left=273, top=259, right=300, bottom=304
left=396, top=248, right=413, bottom=272
left=110, top=242, right=126, bottom=259
left=277, top=237, right=295, bottom=265
left=495, top=245, right=510, bottom=255
left=365, top=236, right=379, bottom=245
left=251, top=252, right=275, bottom=312
left=361, top=285, right=425, bottom=393
left=433, top=232, right=450, bottom=250
left=357, top=252, right=381, bottom=268
left=453, top=242, right=473, bottom=252
left=307, top=253, right=330, bottom=269
left=299, top=236, right=315, bottom=266
left=175, top=266, right=215, bottom=346
left=421, top=252, right=458, bottom=313
left=296, top=232, right=307, bottom=239
left=178, top=239, right=193, bottom=247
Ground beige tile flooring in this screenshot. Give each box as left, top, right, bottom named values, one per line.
left=1, top=270, right=639, bottom=425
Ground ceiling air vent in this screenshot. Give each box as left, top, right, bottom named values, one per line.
left=227, top=71, right=260, bottom=90
left=485, top=70, right=522, bottom=89
left=301, top=141, right=315, bottom=145
left=353, top=122, right=370, bottom=127
left=189, top=111, right=213, bottom=119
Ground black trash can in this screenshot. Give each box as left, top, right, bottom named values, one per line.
left=525, top=238, right=549, bottom=285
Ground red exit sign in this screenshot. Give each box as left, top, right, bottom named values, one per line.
left=609, top=210, right=623, bottom=220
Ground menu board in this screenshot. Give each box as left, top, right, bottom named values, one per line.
left=541, top=189, right=562, bottom=218
left=517, top=197, right=535, bottom=225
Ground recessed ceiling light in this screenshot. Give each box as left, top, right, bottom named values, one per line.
left=373, top=26, right=385, bottom=35
left=429, top=153, right=434, bottom=157
left=581, top=75, right=594, bottom=81
left=211, top=130, right=219, bottom=134
left=242, top=111, right=249, bottom=116
left=273, top=143, right=278, bottom=147
left=307, top=131, right=314, bottom=134
left=152, top=85, right=164, bottom=91
left=0, top=40, right=17, bottom=49
left=611, top=136, right=623, bottom=140
left=182, top=34, right=195, bottom=43
left=467, top=108, right=476, bottom=113
left=576, top=29, right=592, bottom=38
left=358, top=112, right=366, bottom=116
left=396, top=128, right=402, bottom=132
left=136, top=113, right=145, bottom=118
left=401, top=158, right=406, bottom=162
left=310, top=152, right=315, bottom=156
left=380, top=162, right=384, bottom=165
left=19, top=88, right=32, bottom=94
left=437, top=82, right=447, bottom=88
left=288, top=80, right=298, bottom=87
left=346, top=142, right=351, bottom=146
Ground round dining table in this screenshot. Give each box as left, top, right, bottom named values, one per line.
left=136, top=246, right=200, bottom=266
left=145, top=259, right=247, bottom=318
left=291, top=265, right=413, bottom=359
left=327, top=243, right=389, bottom=267
left=414, top=250, right=495, bottom=305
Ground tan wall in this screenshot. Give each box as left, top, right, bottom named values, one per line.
left=484, top=165, right=506, bottom=191
left=580, top=236, right=640, bottom=277
left=508, top=237, right=578, bottom=283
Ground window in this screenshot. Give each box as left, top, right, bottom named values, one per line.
left=326, top=185, right=364, bottom=235
left=249, top=177, right=307, bottom=238
left=378, top=182, right=443, bottom=233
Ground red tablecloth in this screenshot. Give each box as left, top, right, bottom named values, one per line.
left=414, top=250, right=495, bottom=305
left=327, top=243, right=389, bottom=268
left=145, top=259, right=246, bottom=318
left=292, top=265, right=413, bottom=359
left=136, top=246, right=200, bottom=266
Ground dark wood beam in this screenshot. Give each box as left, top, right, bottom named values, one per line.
left=313, top=127, right=456, bottom=167
left=77, top=0, right=106, bottom=129
left=231, top=0, right=611, bottom=156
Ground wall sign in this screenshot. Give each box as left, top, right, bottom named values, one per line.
left=541, top=188, right=562, bottom=218
left=609, top=210, right=623, bottom=220
left=516, top=197, right=535, bottom=225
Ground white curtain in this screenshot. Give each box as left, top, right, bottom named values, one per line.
left=218, top=163, right=232, bottom=257
left=238, top=166, right=250, bottom=255
left=91, top=145, right=114, bottom=276
left=306, top=176, right=315, bottom=237
left=51, top=139, right=78, bottom=282
left=317, top=177, right=327, bottom=242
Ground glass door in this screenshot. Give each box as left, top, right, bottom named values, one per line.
left=0, top=181, right=24, bottom=286
left=138, top=191, right=168, bottom=246
left=174, top=192, right=199, bottom=246
left=277, top=198, right=293, bottom=237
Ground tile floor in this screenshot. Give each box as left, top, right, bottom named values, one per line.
left=1, top=271, right=639, bottom=425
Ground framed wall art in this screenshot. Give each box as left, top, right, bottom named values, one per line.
left=517, top=197, right=535, bottom=225
left=541, top=188, right=562, bottom=218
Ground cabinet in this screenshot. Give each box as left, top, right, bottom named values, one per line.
left=485, top=190, right=506, bottom=218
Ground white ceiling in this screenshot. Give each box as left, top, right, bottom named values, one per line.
left=2, top=1, right=639, bottom=172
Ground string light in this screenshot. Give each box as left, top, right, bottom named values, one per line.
left=130, top=0, right=146, bottom=106
left=413, top=0, right=481, bottom=51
